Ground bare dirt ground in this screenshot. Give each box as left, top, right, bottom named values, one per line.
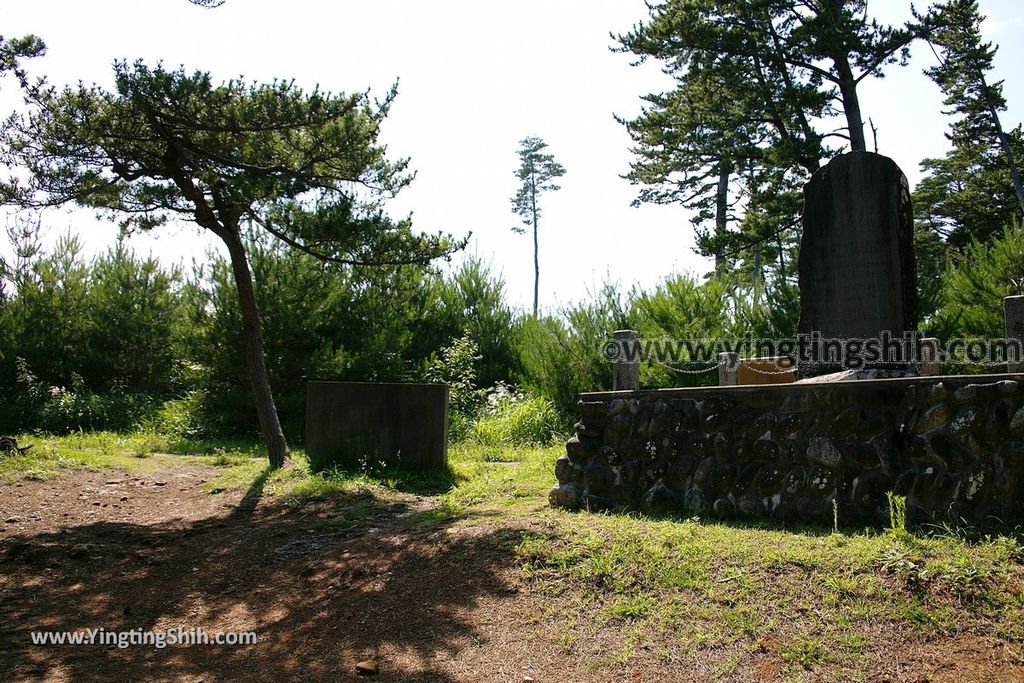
left=2, top=457, right=1023, bottom=682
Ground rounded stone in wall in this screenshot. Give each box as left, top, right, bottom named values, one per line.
left=913, top=401, right=953, bottom=435
left=549, top=483, right=582, bottom=509
left=733, top=439, right=754, bottom=463
left=581, top=492, right=617, bottom=512
left=646, top=460, right=667, bottom=482
left=704, top=412, right=730, bottom=434
left=781, top=391, right=816, bottom=414
left=857, top=413, right=892, bottom=441
left=752, top=437, right=780, bottom=461
left=998, top=440, right=1024, bottom=466
left=798, top=410, right=824, bottom=438
left=911, top=466, right=942, bottom=506
left=807, top=436, right=843, bottom=468
left=848, top=469, right=892, bottom=509
left=844, top=441, right=880, bottom=469
left=753, top=463, right=786, bottom=494
left=600, top=445, right=620, bottom=467
left=650, top=412, right=674, bottom=439
left=978, top=402, right=1013, bottom=443
left=923, top=382, right=952, bottom=404
left=927, top=430, right=961, bottom=469
left=775, top=413, right=803, bottom=440
left=641, top=482, right=679, bottom=514
left=934, top=471, right=960, bottom=502
left=830, top=407, right=861, bottom=440
left=794, top=495, right=829, bottom=522
left=893, top=469, right=917, bottom=497
left=712, top=496, right=735, bottom=519
left=684, top=486, right=708, bottom=514
left=705, top=461, right=738, bottom=499
left=658, top=436, right=684, bottom=460
left=608, top=398, right=627, bottom=418
left=584, top=462, right=616, bottom=497
left=713, top=433, right=729, bottom=458
left=807, top=466, right=837, bottom=495
left=702, top=395, right=735, bottom=416
left=687, top=432, right=711, bottom=457
left=1010, top=407, right=1024, bottom=439
left=732, top=462, right=764, bottom=494
left=670, top=397, right=699, bottom=414
left=949, top=406, right=984, bottom=439
left=906, top=435, right=946, bottom=470
left=960, top=434, right=988, bottom=460
left=957, top=460, right=994, bottom=504
left=555, top=455, right=579, bottom=484
left=746, top=413, right=777, bottom=442
left=667, top=455, right=697, bottom=489
left=621, top=460, right=641, bottom=487
left=736, top=492, right=767, bottom=519
left=780, top=438, right=803, bottom=466
left=730, top=412, right=758, bottom=441
left=784, top=467, right=807, bottom=495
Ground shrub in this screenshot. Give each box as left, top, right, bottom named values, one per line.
left=8, top=358, right=159, bottom=434
left=140, top=391, right=211, bottom=441
left=425, top=332, right=485, bottom=441
left=927, top=222, right=1024, bottom=340
left=516, top=283, right=632, bottom=417
left=469, top=385, right=562, bottom=447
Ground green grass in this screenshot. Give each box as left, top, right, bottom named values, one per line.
left=4, top=431, right=1024, bottom=677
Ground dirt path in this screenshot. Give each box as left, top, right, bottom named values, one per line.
left=2, top=459, right=1023, bottom=682
left=0, top=458, right=547, bottom=683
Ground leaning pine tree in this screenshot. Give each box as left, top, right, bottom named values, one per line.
left=1, top=61, right=461, bottom=468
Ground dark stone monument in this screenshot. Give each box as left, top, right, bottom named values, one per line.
left=305, top=381, right=449, bottom=472
left=798, top=152, right=918, bottom=358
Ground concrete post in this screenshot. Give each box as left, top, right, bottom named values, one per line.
left=919, top=337, right=942, bottom=376
left=719, top=352, right=739, bottom=386
left=1006, top=296, right=1024, bottom=373
left=612, top=330, right=640, bottom=392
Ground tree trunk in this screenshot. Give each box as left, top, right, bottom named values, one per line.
left=529, top=158, right=539, bottom=316
left=981, top=75, right=1024, bottom=213
left=714, top=159, right=731, bottom=277
left=837, top=73, right=867, bottom=153
left=222, top=230, right=290, bottom=469
left=821, top=0, right=867, bottom=153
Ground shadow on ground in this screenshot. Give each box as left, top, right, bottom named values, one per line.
left=0, top=473, right=525, bottom=682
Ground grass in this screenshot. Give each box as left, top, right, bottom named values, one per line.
left=4, top=431, right=1024, bottom=678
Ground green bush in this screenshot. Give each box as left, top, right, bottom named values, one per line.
left=425, top=332, right=485, bottom=441
left=516, top=283, right=632, bottom=417
left=8, top=358, right=159, bottom=434
left=469, top=386, right=562, bottom=447
left=140, top=391, right=211, bottom=441
left=927, top=222, right=1024, bottom=340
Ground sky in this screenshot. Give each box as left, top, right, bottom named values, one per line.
left=0, top=0, right=1022, bottom=313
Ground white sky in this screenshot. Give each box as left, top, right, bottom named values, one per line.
left=0, top=0, right=1021, bottom=312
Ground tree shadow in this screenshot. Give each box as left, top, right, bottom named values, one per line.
left=0, top=483, right=527, bottom=682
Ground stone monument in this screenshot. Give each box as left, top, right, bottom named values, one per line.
left=798, top=152, right=918, bottom=371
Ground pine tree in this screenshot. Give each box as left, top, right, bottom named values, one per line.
left=1, top=61, right=461, bottom=468
left=616, top=0, right=915, bottom=279
left=511, top=137, right=565, bottom=315
left=913, top=0, right=1024, bottom=247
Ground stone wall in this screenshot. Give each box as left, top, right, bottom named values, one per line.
left=549, top=374, right=1024, bottom=527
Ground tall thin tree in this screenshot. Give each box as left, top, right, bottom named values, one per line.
left=511, top=137, right=565, bottom=315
